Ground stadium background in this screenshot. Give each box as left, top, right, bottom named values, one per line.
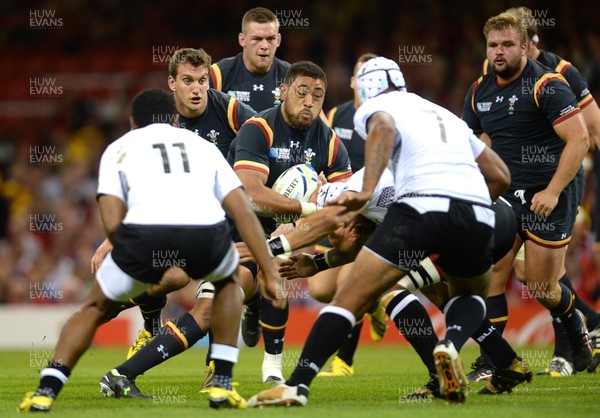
left=1, top=0, right=600, bottom=348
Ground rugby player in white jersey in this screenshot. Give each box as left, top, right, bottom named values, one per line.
left=245, top=56, right=512, bottom=406
left=19, top=89, right=281, bottom=412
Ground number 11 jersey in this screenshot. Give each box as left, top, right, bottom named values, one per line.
left=97, top=123, right=241, bottom=226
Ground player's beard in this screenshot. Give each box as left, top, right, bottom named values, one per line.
left=494, top=58, right=522, bottom=80
left=284, top=102, right=315, bottom=130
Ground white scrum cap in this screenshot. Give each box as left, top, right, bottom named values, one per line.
left=356, top=56, right=406, bottom=102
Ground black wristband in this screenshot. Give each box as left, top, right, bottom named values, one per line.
left=267, top=237, right=285, bottom=256
left=313, top=253, right=331, bottom=272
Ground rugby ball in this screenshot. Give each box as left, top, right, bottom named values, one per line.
left=272, top=164, right=319, bottom=202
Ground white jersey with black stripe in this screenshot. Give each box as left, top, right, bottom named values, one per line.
left=354, top=91, right=491, bottom=210
left=317, top=167, right=394, bottom=224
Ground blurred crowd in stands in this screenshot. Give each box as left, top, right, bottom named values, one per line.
left=1, top=0, right=600, bottom=308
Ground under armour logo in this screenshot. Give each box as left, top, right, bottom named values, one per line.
left=290, top=140, right=300, bottom=149
left=496, top=96, right=504, bottom=102
left=157, top=344, right=169, bottom=359
left=514, top=189, right=526, bottom=205
left=253, top=84, right=264, bottom=91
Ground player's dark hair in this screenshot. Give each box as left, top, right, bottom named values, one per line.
left=242, top=7, right=279, bottom=32
left=483, top=12, right=527, bottom=45
left=168, top=48, right=212, bottom=79
left=131, top=88, right=176, bottom=128
left=505, top=7, right=539, bottom=41
left=284, top=61, right=328, bottom=88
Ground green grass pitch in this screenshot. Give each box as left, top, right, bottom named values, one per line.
left=2, top=345, right=599, bottom=417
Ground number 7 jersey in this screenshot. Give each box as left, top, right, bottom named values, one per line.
left=353, top=90, right=490, bottom=206
left=97, top=123, right=242, bottom=226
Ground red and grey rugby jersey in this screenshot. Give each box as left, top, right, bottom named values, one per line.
left=210, top=53, right=290, bottom=112
left=177, top=88, right=255, bottom=158
left=327, top=100, right=364, bottom=173
left=482, top=50, right=594, bottom=110
left=233, top=105, right=352, bottom=232
left=463, top=59, right=581, bottom=191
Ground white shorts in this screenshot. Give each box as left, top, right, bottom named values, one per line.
left=97, top=244, right=239, bottom=303
left=202, top=243, right=239, bottom=282
left=96, top=252, right=151, bottom=302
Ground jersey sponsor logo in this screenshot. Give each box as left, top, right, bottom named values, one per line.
left=227, top=90, right=251, bottom=102
left=508, top=95, right=519, bottom=114
left=476, top=101, right=492, bottom=112
left=558, top=104, right=576, bottom=117
left=206, top=129, right=220, bottom=144
left=253, top=84, right=264, bottom=91
left=334, top=127, right=353, bottom=140
left=495, top=96, right=504, bottom=103
left=272, top=87, right=282, bottom=105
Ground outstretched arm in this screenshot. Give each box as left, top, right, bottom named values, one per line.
left=278, top=247, right=360, bottom=280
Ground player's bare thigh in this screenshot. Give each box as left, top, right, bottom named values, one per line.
left=308, top=266, right=342, bottom=303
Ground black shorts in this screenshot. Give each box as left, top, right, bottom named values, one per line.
left=492, top=198, right=518, bottom=262
left=503, top=180, right=578, bottom=247
left=364, top=200, right=494, bottom=277
left=225, top=215, right=263, bottom=278
left=111, top=221, right=233, bottom=284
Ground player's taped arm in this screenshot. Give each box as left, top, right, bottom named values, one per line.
left=278, top=248, right=357, bottom=280
left=313, top=247, right=358, bottom=271
left=266, top=235, right=292, bottom=258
